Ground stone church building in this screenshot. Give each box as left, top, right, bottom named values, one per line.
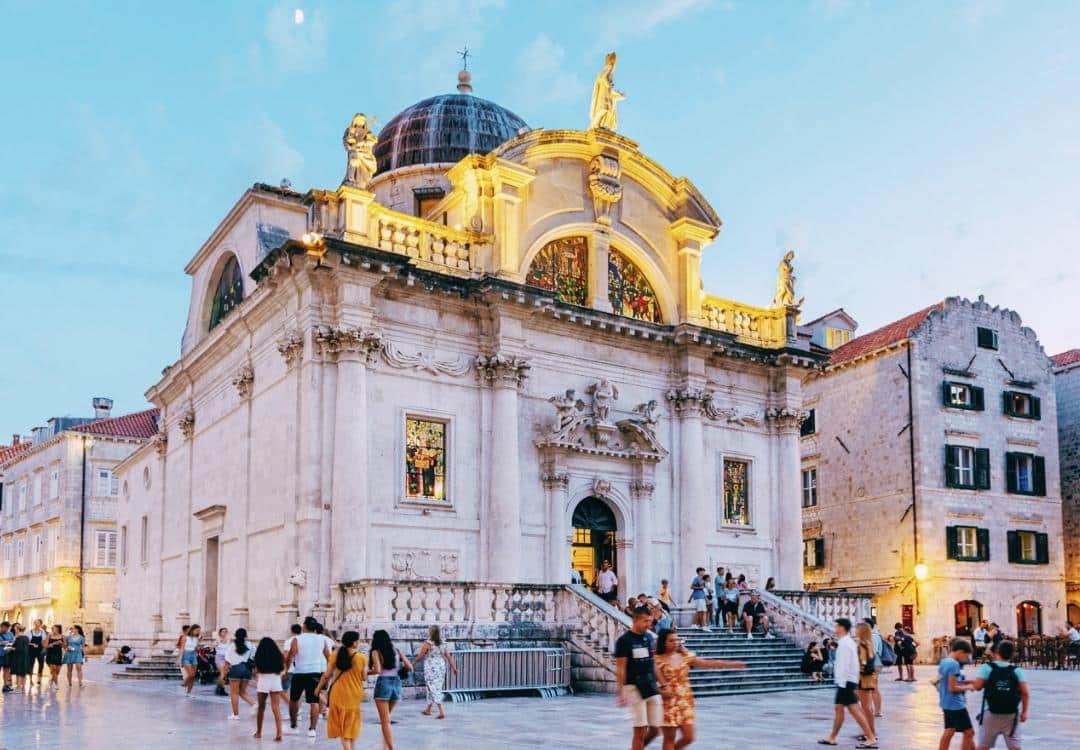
left=113, top=68, right=823, bottom=644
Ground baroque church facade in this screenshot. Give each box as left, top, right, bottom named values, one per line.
left=113, top=62, right=823, bottom=642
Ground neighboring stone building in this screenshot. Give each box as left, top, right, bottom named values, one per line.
left=0, top=400, right=157, bottom=649
left=800, top=296, right=1065, bottom=641
left=112, top=66, right=826, bottom=654
left=1053, top=348, right=1080, bottom=625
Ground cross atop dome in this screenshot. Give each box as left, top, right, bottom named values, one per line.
left=457, top=46, right=473, bottom=94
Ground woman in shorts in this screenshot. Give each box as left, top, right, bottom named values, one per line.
left=252, top=637, right=286, bottom=741
left=220, top=627, right=255, bottom=718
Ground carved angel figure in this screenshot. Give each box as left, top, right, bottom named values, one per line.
left=549, top=389, right=584, bottom=435
left=589, top=52, right=625, bottom=130
left=343, top=113, right=378, bottom=188
left=588, top=379, right=619, bottom=422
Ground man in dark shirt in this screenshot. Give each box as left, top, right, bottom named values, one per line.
left=614, top=606, right=662, bottom=749
left=742, top=591, right=772, bottom=639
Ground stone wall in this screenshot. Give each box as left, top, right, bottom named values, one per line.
left=1054, top=361, right=1080, bottom=616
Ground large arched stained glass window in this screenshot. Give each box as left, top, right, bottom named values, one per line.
left=608, top=248, right=661, bottom=323
left=525, top=236, right=589, bottom=306
left=208, top=255, right=243, bottom=330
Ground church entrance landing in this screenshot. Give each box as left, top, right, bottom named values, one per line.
left=570, top=496, right=618, bottom=588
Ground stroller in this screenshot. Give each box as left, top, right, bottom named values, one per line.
left=195, top=645, right=219, bottom=685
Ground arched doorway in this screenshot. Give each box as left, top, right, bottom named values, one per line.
left=1016, top=600, right=1042, bottom=636
left=954, top=600, right=982, bottom=636
left=571, top=497, right=618, bottom=589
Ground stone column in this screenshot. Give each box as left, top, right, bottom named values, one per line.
left=668, top=388, right=708, bottom=579
left=323, top=326, right=382, bottom=585
left=477, top=354, right=530, bottom=583
left=589, top=229, right=614, bottom=313
left=630, top=476, right=656, bottom=599
left=768, top=403, right=806, bottom=590
left=542, top=464, right=570, bottom=584
left=670, top=218, right=718, bottom=326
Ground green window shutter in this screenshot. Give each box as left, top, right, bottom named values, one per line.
left=1035, top=533, right=1049, bottom=564
left=1007, top=531, right=1020, bottom=563
left=1005, top=453, right=1018, bottom=493
left=946, top=526, right=958, bottom=560
left=1003, top=391, right=1014, bottom=416
left=815, top=538, right=825, bottom=569
left=977, top=528, right=990, bottom=561
left=943, top=381, right=953, bottom=406
left=974, top=448, right=991, bottom=490
left=971, top=386, right=985, bottom=411
left=945, top=445, right=957, bottom=488
left=1031, top=396, right=1041, bottom=420
left=1033, top=456, right=1046, bottom=496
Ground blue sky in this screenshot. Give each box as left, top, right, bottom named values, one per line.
left=1, top=0, right=1077, bottom=435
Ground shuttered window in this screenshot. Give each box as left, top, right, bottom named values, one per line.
left=801, top=468, right=818, bottom=507
left=1005, top=453, right=1046, bottom=496
left=977, top=327, right=998, bottom=350
left=943, top=381, right=985, bottom=410
left=1003, top=391, right=1041, bottom=420
left=946, top=525, right=990, bottom=561
left=94, top=530, right=118, bottom=568
left=945, top=445, right=990, bottom=489
left=1007, top=530, right=1049, bottom=565
left=803, top=538, right=825, bottom=569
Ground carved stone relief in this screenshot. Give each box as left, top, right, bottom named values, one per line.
left=382, top=340, right=472, bottom=377
left=588, top=150, right=622, bottom=226
left=475, top=354, right=530, bottom=388
left=276, top=329, right=304, bottom=367
left=390, top=548, right=461, bottom=581
left=538, top=380, right=667, bottom=461
left=232, top=364, right=255, bottom=399
left=314, top=325, right=383, bottom=365
left=178, top=408, right=195, bottom=441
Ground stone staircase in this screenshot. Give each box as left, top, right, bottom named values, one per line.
left=112, top=652, right=181, bottom=681
left=680, top=628, right=828, bottom=696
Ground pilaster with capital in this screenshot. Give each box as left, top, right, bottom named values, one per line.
left=670, top=218, right=718, bottom=325
left=629, top=469, right=657, bottom=598
left=667, top=383, right=708, bottom=577
left=767, top=378, right=809, bottom=589
left=477, top=352, right=530, bottom=582
left=542, top=464, right=571, bottom=583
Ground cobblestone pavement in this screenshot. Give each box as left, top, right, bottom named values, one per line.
left=1, top=663, right=1078, bottom=749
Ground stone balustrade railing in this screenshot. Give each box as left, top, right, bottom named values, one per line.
left=340, top=579, right=565, bottom=629
left=372, top=206, right=485, bottom=274
left=701, top=294, right=787, bottom=348
left=773, top=589, right=873, bottom=625
left=563, top=584, right=632, bottom=676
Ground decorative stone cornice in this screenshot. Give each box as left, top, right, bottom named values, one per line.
left=665, top=388, right=708, bottom=416
left=231, top=364, right=254, bottom=399
left=314, top=325, right=383, bottom=365
left=766, top=407, right=809, bottom=431
left=178, top=408, right=196, bottom=441
left=276, top=329, right=304, bottom=367
left=475, top=353, right=530, bottom=388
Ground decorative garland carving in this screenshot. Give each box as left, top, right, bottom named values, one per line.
left=702, top=393, right=763, bottom=426
left=232, top=364, right=255, bottom=399
left=475, top=354, right=530, bottom=388
left=382, top=340, right=472, bottom=377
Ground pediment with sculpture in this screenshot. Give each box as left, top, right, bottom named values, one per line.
left=536, top=379, right=668, bottom=461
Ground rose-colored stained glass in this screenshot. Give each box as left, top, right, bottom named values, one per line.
left=608, top=249, right=661, bottom=323
left=405, top=418, right=446, bottom=501
left=723, top=459, right=750, bottom=525
left=525, top=236, right=589, bottom=306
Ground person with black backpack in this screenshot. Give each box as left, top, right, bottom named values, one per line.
left=970, top=640, right=1029, bottom=750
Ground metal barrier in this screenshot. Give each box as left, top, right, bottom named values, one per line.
left=425, top=647, right=571, bottom=702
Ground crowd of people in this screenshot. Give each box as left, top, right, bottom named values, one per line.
left=168, top=616, right=456, bottom=749
left=0, top=619, right=86, bottom=691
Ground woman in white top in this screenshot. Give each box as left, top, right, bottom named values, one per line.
left=414, top=625, right=457, bottom=720
left=221, top=627, right=256, bottom=718
left=177, top=624, right=201, bottom=696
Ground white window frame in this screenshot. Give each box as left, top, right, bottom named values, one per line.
left=93, top=530, right=118, bottom=568
left=953, top=446, right=975, bottom=487
left=826, top=327, right=851, bottom=348
left=16, top=537, right=25, bottom=575
left=120, top=525, right=128, bottom=569
left=17, top=479, right=27, bottom=512
left=803, top=539, right=819, bottom=568
left=1017, top=531, right=1037, bottom=562
left=948, top=383, right=973, bottom=407
left=956, top=526, right=978, bottom=559
left=49, top=467, right=60, bottom=499
left=719, top=455, right=754, bottom=528
left=95, top=467, right=118, bottom=497
left=398, top=409, right=455, bottom=510
left=801, top=467, right=818, bottom=508
left=1013, top=454, right=1034, bottom=493
left=31, top=473, right=42, bottom=506
left=2, top=541, right=11, bottom=577
left=140, top=515, right=149, bottom=564
left=48, top=527, right=59, bottom=568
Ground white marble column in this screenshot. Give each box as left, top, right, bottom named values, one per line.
left=478, top=354, right=529, bottom=583
left=542, top=464, right=570, bottom=583
left=589, top=230, right=614, bottom=313
left=770, top=408, right=805, bottom=589
left=669, top=388, right=708, bottom=579
left=630, top=476, right=656, bottom=599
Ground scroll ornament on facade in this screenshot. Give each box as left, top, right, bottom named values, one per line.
left=588, top=151, right=622, bottom=226
left=153, top=426, right=169, bottom=456
left=665, top=387, right=708, bottom=416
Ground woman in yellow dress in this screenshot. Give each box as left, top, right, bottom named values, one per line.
left=315, top=631, right=367, bottom=750
left=654, top=629, right=745, bottom=750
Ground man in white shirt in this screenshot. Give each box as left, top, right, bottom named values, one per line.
left=819, top=618, right=878, bottom=748
left=286, top=617, right=330, bottom=737
left=972, top=620, right=989, bottom=659
left=596, top=561, right=618, bottom=604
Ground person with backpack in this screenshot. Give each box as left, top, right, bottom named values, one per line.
left=970, top=640, right=1028, bottom=750
left=865, top=618, right=890, bottom=718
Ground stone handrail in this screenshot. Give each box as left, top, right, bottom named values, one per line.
left=701, top=294, right=787, bottom=348
left=757, top=589, right=844, bottom=649
left=370, top=204, right=489, bottom=275
left=562, top=584, right=631, bottom=675
left=772, top=589, right=873, bottom=625
left=340, top=579, right=565, bottom=628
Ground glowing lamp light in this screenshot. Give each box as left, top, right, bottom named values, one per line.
left=294, top=8, right=304, bottom=25
left=914, top=563, right=929, bottom=581
left=302, top=232, right=323, bottom=246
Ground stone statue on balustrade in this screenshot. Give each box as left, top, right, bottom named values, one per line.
left=342, top=113, right=378, bottom=188
left=772, top=250, right=805, bottom=309
left=589, top=52, right=625, bottom=131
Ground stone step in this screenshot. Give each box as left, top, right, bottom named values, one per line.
left=693, top=680, right=832, bottom=697
left=113, top=671, right=182, bottom=680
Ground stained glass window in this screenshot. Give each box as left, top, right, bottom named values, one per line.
left=405, top=418, right=447, bottom=502
left=723, top=459, right=751, bottom=526
left=209, top=255, right=243, bottom=330
left=608, top=248, right=661, bottom=323
left=525, top=236, right=589, bottom=306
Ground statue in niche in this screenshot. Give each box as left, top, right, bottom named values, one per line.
left=587, top=379, right=619, bottom=423
left=773, top=250, right=804, bottom=308
left=589, top=52, right=625, bottom=131
left=342, top=113, right=378, bottom=188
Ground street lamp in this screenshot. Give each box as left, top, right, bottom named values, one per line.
left=914, top=563, right=929, bottom=581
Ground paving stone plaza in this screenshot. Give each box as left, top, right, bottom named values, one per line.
left=1, top=663, right=1078, bottom=749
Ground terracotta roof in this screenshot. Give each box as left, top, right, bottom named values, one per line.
left=829, top=303, right=944, bottom=366
left=70, top=408, right=159, bottom=439
left=0, top=440, right=31, bottom=465
left=1053, top=349, right=1080, bottom=368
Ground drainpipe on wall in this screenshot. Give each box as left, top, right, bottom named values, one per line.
left=906, top=344, right=921, bottom=617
